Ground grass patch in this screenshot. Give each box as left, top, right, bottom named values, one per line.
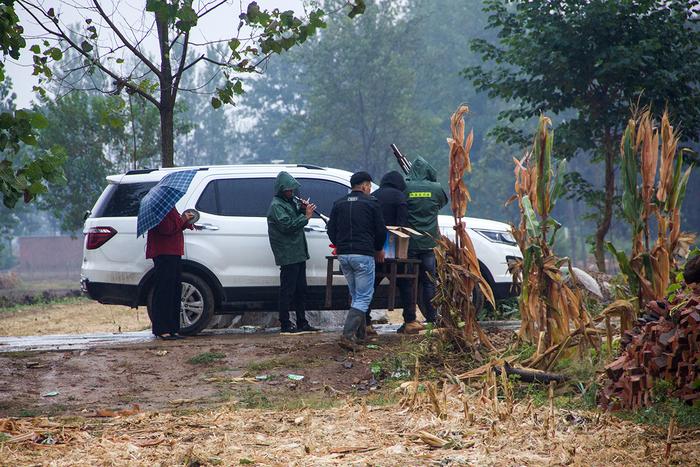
left=478, top=297, right=520, bottom=321
left=365, top=390, right=399, bottom=406
left=188, top=352, right=226, bottom=365
left=0, top=296, right=88, bottom=314
left=18, top=408, right=39, bottom=417
left=0, top=432, right=10, bottom=442
left=234, top=387, right=340, bottom=410
left=618, top=399, right=700, bottom=428
left=244, top=354, right=322, bottom=374
left=237, top=388, right=272, bottom=409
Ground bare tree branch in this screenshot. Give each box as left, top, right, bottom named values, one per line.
left=17, top=0, right=160, bottom=108
left=90, top=0, right=161, bottom=78
left=171, top=31, right=190, bottom=101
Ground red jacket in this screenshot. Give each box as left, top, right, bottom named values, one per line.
left=146, top=208, right=192, bottom=259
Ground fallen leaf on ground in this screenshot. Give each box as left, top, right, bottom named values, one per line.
left=417, top=431, right=449, bottom=448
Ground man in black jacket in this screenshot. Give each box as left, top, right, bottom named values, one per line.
left=368, top=171, right=423, bottom=335
left=327, top=171, right=387, bottom=351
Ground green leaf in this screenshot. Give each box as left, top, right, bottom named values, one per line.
left=29, top=112, right=48, bottom=129
left=211, top=97, right=222, bottom=109
left=521, top=195, right=540, bottom=238
left=29, top=44, right=40, bottom=54
left=48, top=47, right=63, bottom=61
left=348, top=0, right=366, bottom=18
left=81, top=41, right=93, bottom=53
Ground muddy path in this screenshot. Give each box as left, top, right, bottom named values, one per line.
left=0, top=331, right=411, bottom=418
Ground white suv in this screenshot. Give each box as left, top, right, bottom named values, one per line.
left=81, top=164, right=522, bottom=334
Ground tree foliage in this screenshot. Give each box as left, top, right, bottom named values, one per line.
left=0, top=1, right=65, bottom=208
left=464, top=0, right=700, bottom=271
left=16, top=0, right=366, bottom=167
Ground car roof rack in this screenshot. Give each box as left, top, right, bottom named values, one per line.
left=125, top=168, right=158, bottom=175
left=296, top=164, right=324, bottom=170
left=125, top=167, right=210, bottom=175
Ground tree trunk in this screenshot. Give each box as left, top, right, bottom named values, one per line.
left=594, top=131, right=615, bottom=272
left=155, top=11, right=174, bottom=168
left=160, top=104, right=175, bottom=168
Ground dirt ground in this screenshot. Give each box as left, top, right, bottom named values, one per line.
left=0, top=331, right=402, bottom=418
left=1, top=302, right=699, bottom=465
left=0, top=299, right=150, bottom=336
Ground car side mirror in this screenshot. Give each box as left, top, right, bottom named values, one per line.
left=83, top=210, right=91, bottom=221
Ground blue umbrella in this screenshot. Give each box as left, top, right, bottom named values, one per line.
left=137, top=170, right=197, bottom=237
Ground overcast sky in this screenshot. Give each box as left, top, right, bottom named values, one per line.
left=7, top=0, right=305, bottom=108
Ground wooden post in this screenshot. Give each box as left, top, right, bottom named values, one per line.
left=387, top=260, right=397, bottom=311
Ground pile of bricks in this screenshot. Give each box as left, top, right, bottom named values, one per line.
left=599, top=284, right=700, bottom=410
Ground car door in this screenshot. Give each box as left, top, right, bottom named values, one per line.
left=293, top=175, right=350, bottom=285
left=184, top=175, right=279, bottom=288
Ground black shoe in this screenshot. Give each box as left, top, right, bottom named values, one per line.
left=296, top=324, right=321, bottom=334
left=280, top=326, right=298, bottom=335
left=172, top=334, right=186, bottom=340
left=156, top=334, right=178, bottom=340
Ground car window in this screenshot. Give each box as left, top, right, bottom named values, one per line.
left=196, top=178, right=274, bottom=217
left=296, top=178, right=349, bottom=215
left=93, top=182, right=157, bottom=217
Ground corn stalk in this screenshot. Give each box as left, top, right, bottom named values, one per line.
left=433, top=105, right=496, bottom=351
left=508, top=115, right=594, bottom=350
left=608, top=110, right=694, bottom=311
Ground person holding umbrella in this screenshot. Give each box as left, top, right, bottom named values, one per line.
left=137, top=170, right=198, bottom=340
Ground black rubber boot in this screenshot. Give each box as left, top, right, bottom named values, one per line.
left=342, top=308, right=365, bottom=341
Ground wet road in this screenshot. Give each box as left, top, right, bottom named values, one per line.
left=0, top=321, right=520, bottom=353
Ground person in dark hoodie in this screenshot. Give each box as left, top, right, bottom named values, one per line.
left=327, top=171, right=387, bottom=351
left=404, top=157, right=448, bottom=324
left=369, top=171, right=423, bottom=335
left=267, top=171, right=321, bottom=335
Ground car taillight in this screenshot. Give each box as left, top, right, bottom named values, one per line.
left=86, top=226, right=117, bottom=250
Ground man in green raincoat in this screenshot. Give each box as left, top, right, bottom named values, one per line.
left=404, top=157, right=448, bottom=326
left=267, top=171, right=321, bottom=335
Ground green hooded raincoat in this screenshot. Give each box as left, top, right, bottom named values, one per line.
left=267, top=172, right=310, bottom=266
left=404, top=157, right=448, bottom=251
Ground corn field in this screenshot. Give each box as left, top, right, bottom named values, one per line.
left=508, top=115, right=594, bottom=352
left=608, top=109, right=694, bottom=312
left=433, top=105, right=496, bottom=350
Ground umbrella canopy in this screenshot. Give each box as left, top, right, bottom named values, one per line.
left=136, top=170, right=197, bottom=237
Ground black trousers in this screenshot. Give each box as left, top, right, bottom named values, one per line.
left=412, top=250, right=438, bottom=322
left=278, top=261, right=308, bottom=328
left=151, top=255, right=182, bottom=335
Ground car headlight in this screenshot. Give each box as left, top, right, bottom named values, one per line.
left=473, top=229, right=517, bottom=246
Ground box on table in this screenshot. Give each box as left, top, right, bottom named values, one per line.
left=383, top=226, right=422, bottom=259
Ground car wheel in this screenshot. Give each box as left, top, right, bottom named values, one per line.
left=147, top=272, right=215, bottom=336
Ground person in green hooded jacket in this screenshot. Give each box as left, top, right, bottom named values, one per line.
left=404, top=157, right=448, bottom=325
left=267, top=171, right=320, bottom=335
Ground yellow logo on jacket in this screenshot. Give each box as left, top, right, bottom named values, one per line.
left=408, top=191, right=431, bottom=198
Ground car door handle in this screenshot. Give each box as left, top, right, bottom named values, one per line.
left=304, top=226, right=327, bottom=233
left=194, top=223, right=219, bottom=231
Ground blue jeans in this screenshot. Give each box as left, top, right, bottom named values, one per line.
left=338, top=254, right=376, bottom=312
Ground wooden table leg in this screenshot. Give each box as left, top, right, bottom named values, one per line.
left=388, top=261, right=397, bottom=311
left=325, top=257, right=333, bottom=309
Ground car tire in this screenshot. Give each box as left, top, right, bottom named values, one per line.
left=147, top=271, right=215, bottom=336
